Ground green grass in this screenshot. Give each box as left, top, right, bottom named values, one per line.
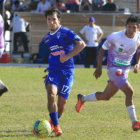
left=0, top=67, right=140, bottom=140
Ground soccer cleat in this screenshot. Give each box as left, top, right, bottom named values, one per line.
left=49, top=120, right=54, bottom=132
left=133, top=121, right=140, bottom=131
left=0, top=86, right=8, bottom=96
left=54, top=125, right=62, bottom=136
left=76, top=94, right=85, bottom=113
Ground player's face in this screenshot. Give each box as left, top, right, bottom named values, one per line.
left=46, top=13, right=60, bottom=33
left=125, top=22, right=138, bottom=38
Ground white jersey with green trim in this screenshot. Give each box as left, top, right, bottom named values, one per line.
left=102, top=30, right=140, bottom=69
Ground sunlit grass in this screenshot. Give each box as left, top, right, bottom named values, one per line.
left=0, top=67, right=140, bottom=140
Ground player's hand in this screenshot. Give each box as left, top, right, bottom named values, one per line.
left=95, top=39, right=99, bottom=43
left=43, top=75, right=48, bottom=83
left=84, top=40, right=88, bottom=44
left=93, top=68, right=102, bottom=79
left=60, top=54, right=69, bottom=63
left=134, top=64, right=139, bottom=73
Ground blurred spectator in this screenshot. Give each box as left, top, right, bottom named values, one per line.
left=101, top=0, right=107, bottom=6
left=80, top=0, right=92, bottom=12
left=48, top=0, right=56, bottom=6
left=4, top=12, right=10, bottom=34
left=66, top=0, right=80, bottom=12
left=102, top=0, right=116, bottom=11
left=35, top=0, right=51, bottom=13
left=10, top=0, right=27, bottom=28
left=53, top=0, right=67, bottom=12
left=0, top=1, right=10, bottom=33
left=27, top=0, right=40, bottom=11
left=79, top=17, right=103, bottom=68
left=0, top=0, right=3, bottom=12
left=12, top=0, right=26, bottom=12
left=11, top=15, right=29, bottom=53
left=92, top=0, right=106, bottom=11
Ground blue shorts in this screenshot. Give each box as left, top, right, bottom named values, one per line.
left=45, top=69, right=74, bottom=100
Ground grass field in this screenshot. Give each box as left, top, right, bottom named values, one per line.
left=0, top=66, right=140, bottom=140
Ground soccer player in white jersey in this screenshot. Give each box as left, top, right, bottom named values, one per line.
left=76, top=15, right=140, bottom=131
left=0, top=14, right=8, bottom=96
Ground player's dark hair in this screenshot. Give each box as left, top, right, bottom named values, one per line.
left=126, top=15, right=139, bottom=26
left=45, top=8, right=61, bottom=19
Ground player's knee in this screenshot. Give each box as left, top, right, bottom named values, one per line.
left=47, top=89, right=56, bottom=96
left=47, top=93, right=56, bottom=106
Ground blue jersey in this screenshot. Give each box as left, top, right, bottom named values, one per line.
left=43, top=25, right=82, bottom=70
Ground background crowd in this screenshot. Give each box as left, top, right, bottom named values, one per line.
left=0, top=0, right=133, bottom=66
left=4, top=0, right=117, bottom=13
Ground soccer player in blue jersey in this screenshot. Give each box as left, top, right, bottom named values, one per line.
left=43, top=8, right=85, bottom=136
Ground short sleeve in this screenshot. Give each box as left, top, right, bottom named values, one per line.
left=102, top=40, right=111, bottom=50
left=102, top=33, right=114, bottom=50
left=68, top=29, right=82, bottom=43
left=97, top=26, right=103, bottom=34
left=80, top=26, right=86, bottom=35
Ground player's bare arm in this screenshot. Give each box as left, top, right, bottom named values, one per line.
left=94, top=48, right=105, bottom=79
left=96, top=32, right=103, bottom=43
left=134, top=50, right=140, bottom=73
left=79, top=33, right=88, bottom=44
left=60, top=40, right=85, bottom=63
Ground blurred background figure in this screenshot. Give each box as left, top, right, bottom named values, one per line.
left=65, top=0, right=80, bottom=12
left=35, top=0, right=51, bottom=13
left=53, top=0, right=67, bottom=12
left=9, top=0, right=29, bottom=54
left=10, top=0, right=27, bottom=19
left=11, top=0, right=26, bottom=12
left=80, top=0, right=92, bottom=12
left=4, top=11, right=10, bottom=35
left=80, top=17, right=103, bottom=68
left=0, top=0, right=3, bottom=13
left=48, top=0, right=56, bottom=6
left=102, top=0, right=116, bottom=11
left=92, top=0, right=106, bottom=11
left=11, top=15, right=29, bottom=53
left=27, top=0, right=40, bottom=11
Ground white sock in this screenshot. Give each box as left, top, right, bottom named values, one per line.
left=126, top=105, right=137, bottom=123
left=0, top=80, right=5, bottom=89
left=82, top=92, right=98, bottom=102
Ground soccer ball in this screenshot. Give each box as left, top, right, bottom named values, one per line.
left=32, top=119, right=51, bottom=138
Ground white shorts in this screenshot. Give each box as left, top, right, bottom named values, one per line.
left=107, top=67, right=130, bottom=89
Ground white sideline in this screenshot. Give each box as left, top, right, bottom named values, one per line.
left=0, top=64, right=135, bottom=69
left=0, top=63, right=86, bottom=68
